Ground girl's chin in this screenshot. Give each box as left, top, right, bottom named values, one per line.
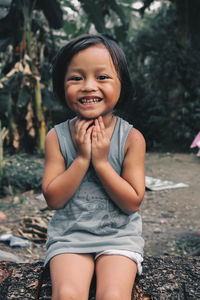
left=77, top=116, right=96, bottom=120
left=77, top=113, right=100, bottom=120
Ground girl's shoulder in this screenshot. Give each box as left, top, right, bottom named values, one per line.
left=45, top=118, right=70, bottom=148
left=46, top=118, right=72, bottom=140
left=124, top=126, right=146, bottom=155
left=45, top=127, right=57, bottom=141
left=45, top=128, right=60, bottom=152
left=117, top=116, right=145, bottom=147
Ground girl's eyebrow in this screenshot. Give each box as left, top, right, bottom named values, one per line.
left=67, top=67, right=83, bottom=73
left=68, top=66, right=110, bottom=73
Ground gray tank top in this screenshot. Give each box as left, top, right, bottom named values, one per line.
left=44, top=116, right=144, bottom=266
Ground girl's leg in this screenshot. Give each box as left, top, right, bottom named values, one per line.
left=95, top=254, right=137, bottom=300
left=50, top=253, right=95, bottom=300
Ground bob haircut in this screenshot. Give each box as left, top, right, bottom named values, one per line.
left=52, top=34, right=134, bottom=108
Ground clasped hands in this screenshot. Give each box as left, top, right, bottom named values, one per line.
left=74, top=116, right=110, bottom=169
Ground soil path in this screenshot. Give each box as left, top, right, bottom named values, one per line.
left=0, top=152, right=199, bottom=262
left=143, top=152, right=200, bottom=256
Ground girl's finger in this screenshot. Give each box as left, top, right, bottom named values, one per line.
left=94, top=119, right=102, bottom=142
left=92, top=125, right=97, bottom=140
left=75, top=118, right=85, bottom=133
left=76, top=119, right=94, bottom=133
left=94, top=118, right=99, bottom=128
left=76, top=118, right=93, bottom=128
left=98, top=116, right=106, bottom=138
left=81, top=119, right=94, bottom=132
left=98, top=116, right=105, bottom=130
left=96, top=118, right=106, bottom=141
left=85, top=125, right=94, bottom=140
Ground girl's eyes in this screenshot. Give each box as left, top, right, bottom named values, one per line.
left=98, top=75, right=109, bottom=80
left=69, top=76, right=82, bottom=81
left=68, top=75, right=109, bottom=81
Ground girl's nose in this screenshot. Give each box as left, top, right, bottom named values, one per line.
left=81, top=78, right=97, bottom=92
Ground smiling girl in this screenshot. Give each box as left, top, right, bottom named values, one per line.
left=42, top=34, right=146, bottom=300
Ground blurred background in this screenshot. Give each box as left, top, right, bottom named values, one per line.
left=0, top=0, right=199, bottom=155
left=0, top=0, right=199, bottom=263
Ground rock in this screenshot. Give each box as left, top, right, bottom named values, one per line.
left=13, top=196, right=20, bottom=204
left=153, top=227, right=161, bottom=234
left=0, top=256, right=199, bottom=299
left=0, top=211, right=6, bottom=222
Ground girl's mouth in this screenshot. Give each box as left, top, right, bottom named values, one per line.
left=79, top=98, right=102, bottom=104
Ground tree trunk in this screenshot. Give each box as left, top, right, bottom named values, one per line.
left=34, top=76, right=46, bottom=153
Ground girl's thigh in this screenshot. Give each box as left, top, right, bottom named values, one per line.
left=95, top=254, right=137, bottom=300
left=50, top=253, right=95, bottom=300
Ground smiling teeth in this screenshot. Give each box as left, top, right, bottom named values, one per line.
left=80, top=98, right=101, bottom=104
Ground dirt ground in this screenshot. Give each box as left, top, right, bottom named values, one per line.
left=143, top=152, right=200, bottom=257
left=0, top=152, right=199, bottom=263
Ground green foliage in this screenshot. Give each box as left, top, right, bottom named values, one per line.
left=122, top=3, right=200, bottom=151
left=0, top=0, right=64, bottom=153
left=0, top=0, right=199, bottom=152
left=0, top=154, right=44, bottom=195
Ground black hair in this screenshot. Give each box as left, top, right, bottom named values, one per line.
left=52, top=34, right=134, bottom=108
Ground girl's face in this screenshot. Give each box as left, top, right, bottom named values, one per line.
left=64, top=44, right=121, bottom=120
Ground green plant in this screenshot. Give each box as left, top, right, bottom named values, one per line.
left=0, top=154, right=44, bottom=196
left=0, top=0, right=64, bottom=153
left=123, top=3, right=200, bottom=151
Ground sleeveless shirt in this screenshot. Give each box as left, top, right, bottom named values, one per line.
left=44, top=116, right=144, bottom=266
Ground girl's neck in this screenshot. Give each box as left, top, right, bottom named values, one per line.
left=72, top=113, right=115, bottom=129
left=101, top=113, right=115, bottom=129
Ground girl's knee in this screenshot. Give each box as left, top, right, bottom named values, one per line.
left=96, top=287, right=128, bottom=300
left=52, top=284, right=82, bottom=300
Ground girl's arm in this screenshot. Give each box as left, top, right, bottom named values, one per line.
left=42, top=119, right=93, bottom=209
left=92, top=118, right=145, bottom=214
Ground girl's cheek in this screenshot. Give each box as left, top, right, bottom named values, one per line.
left=65, top=87, right=76, bottom=102
left=64, top=83, right=71, bottom=94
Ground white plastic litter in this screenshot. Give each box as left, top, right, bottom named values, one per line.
left=0, top=233, right=32, bottom=247
left=145, top=176, right=189, bottom=191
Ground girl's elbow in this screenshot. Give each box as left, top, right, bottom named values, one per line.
left=46, top=200, right=58, bottom=210
left=127, top=195, right=143, bottom=214
left=45, top=197, right=61, bottom=210
left=126, top=205, right=139, bottom=215
left=43, top=188, right=68, bottom=210
left=122, top=203, right=139, bottom=215
left=42, top=188, right=59, bottom=210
